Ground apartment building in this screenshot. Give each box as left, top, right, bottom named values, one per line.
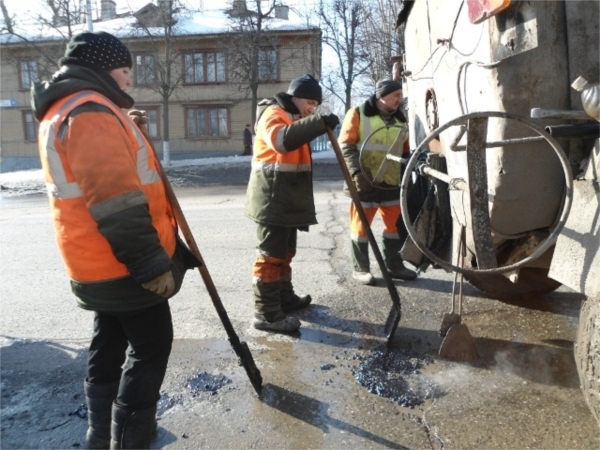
left=0, top=0, right=322, bottom=172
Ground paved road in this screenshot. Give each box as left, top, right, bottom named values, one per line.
left=1, top=164, right=598, bottom=449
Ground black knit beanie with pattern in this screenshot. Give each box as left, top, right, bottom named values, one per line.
left=376, top=78, right=402, bottom=99
left=287, top=74, right=322, bottom=105
left=60, top=31, right=132, bottom=72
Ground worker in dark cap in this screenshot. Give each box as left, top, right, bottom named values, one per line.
left=31, top=31, right=198, bottom=449
left=338, top=78, right=417, bottom=286
left=245, top=73, right=339, bottom=332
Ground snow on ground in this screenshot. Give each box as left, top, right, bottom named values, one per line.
left=0, top=148, right=337, bottom=185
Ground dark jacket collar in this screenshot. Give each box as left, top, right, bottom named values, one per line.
left=273, top=92, right=300, bottom=115
left=31, top=64, right=134, bottom=121
left=362, top=94, right=406, bottom=123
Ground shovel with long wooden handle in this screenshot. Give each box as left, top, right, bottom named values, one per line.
left=140, top=127, right=263, bottom=394
left=326, top=127, right=403, bottom=345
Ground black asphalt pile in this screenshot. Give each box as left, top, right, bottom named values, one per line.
left=352, top=348, right=443, bottom=408
left=187, top=372, right=232, bottom=395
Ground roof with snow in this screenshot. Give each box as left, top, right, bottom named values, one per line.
left=0, top=4, right=316, bottom=45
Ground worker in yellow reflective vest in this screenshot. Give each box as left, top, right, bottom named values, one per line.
left=339, top=79, right=418, bottom=286
left=245, top=74, right=339, bottom=333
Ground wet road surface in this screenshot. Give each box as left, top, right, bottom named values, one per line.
left=1, top=161, right=598, bottom=448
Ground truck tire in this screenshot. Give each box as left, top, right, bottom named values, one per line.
left=464, top=268, right=561, bottom=302
left=575, top=296, right=600, bottom=426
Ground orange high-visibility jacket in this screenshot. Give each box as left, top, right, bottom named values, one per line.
left=246, top=98, right=325, bottom=227
left=38, top=90, right=176, bottom=282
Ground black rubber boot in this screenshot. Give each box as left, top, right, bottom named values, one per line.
left=84, top=379, right=120, bottom=449
left=280, top=278, right=312, bottom=312
left=252, top=281, right=300, bottom=332
left=252, top=281, right=281, bottom=316
left=383, top=237, right=417, bottom=281
left=350, top=240, right=370, bottom=272
left=350, top=240, right=375, bottom=285
left=110, top=403, right=157, bottom=449
left=253, top=311, right=300, bottom=332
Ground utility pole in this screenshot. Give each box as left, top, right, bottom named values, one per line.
left=86, top=0, right=93, bottom=31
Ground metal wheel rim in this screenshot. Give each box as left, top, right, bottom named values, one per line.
left=400, top=110, right=573, bottom=276
left=359, top=124, right=404, bottom=190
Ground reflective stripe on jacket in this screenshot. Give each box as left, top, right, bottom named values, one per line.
left=357, top=105, right=406, bottom=186
left=245, top=103, right=316, bottom=227
left=38, top=90, right=176, bottom=282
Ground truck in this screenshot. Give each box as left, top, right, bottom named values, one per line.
left=394, top=0, right=599, bottom=424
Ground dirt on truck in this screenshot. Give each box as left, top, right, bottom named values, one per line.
left=394, top=0, right=599, bottom=424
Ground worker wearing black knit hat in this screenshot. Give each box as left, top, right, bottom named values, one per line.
left=287, top=73, right=323, bottom=105
left=31, top=30, right=198, bottom=449
left=60, top=31, right=133, bottom=71
left=31, top=31, right=135, bottom=115
left=245, top=75, right=339, bottom=333
left=376, top=78, right=402, bottom=99
left=338, top=76, right=417, bottom=286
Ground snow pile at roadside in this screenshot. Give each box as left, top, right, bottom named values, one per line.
left=0, top=148, right=337, bottom=195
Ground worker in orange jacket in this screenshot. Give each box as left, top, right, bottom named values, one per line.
left=32, top=32, right=198, bottom=449
left=245, top=74, right=339, bottom=333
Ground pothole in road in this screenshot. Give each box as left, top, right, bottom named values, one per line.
left=353, top=348, right=443, bottom=408
left=187, top=372, right=232, bottom=394
left=157, top=371, right=233, bottom=416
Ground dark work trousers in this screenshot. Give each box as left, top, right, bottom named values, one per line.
left=253, top=224, right=299, bottom=315
left=87, top=300, right=173, bottom=411
left=257, top=223, right=297, bottom=260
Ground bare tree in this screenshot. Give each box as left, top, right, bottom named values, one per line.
left=314, top=0, right=370, bottom=112
left=0, top=0, right=85, bottom=81
left=224, top=0, right=281, bottom=127
left=129, top=0, right=189, bottom=165
left=1, top=0, right=14, bottom=33
left=224, top=1, right=323, bottom=128
left=357, top=0, right=401, bottom=86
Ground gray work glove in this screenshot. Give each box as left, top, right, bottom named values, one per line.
left=322, top=113, right=340, bottom=130
left=142, top=270, right=175, bottom=297
left=352, top=173, right=374, bottom=193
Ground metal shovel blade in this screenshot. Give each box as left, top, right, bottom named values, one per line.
left=384, top=305, right=401, bottom=342
left=438, top=323, right=479, bottom=362
left=236, top=341, right=263, bottom=394
left=439, top=312, right=461, bottom=337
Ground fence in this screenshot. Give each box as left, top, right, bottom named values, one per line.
left=311, top=125, right=339, bottom=152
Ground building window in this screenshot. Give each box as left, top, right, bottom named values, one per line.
left=19, top=60, right=38, bottom=89
left=183, top=51, right=226, bottom=84
left=258, top=49, right=277, bottom=82
left=145, top=107, right=160, bottom=138
left=23, top=111, right=38, bottom=141
left=186, top=106, right=229, bottom=137
left=135, top=53, right=156, bottom=85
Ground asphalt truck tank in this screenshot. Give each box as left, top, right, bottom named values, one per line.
left=394, top=0, right=599, bottom=424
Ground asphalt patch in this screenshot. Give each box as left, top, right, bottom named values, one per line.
left=187, top=372, right=232, bottom=395
left=352, top=348, right=443, bottom=408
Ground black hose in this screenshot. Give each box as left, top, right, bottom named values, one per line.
left=545, top=122, right=600, bottom=138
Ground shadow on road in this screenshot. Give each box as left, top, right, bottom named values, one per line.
left=260, top=383, right=409, bottom=450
